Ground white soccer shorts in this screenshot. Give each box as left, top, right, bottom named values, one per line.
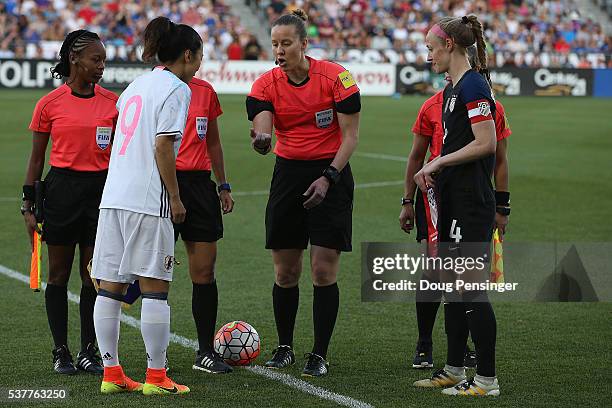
left=91, top=208, right=175, bottom=283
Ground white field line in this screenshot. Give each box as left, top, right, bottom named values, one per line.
left=0, top=265, right=374, bottom=408
left=353, top=152, right=407, bottom=162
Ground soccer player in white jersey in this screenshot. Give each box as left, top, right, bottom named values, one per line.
left=90, top=17, right=203, bottom=396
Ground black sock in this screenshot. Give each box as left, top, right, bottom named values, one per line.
left=79, top=285, right=97, bottom=350
left=192, top=281, right=218, bottom=352
left=464, top=292, right=497, bottom=377
left=312, top=283, right=339, bottom=359
left=272, top=283, right=299, bottom=348
left=444, top=302, right=469, bottom=368
left=45, top=283, right=68, bottom=349
left=416, top=301, right=441, bottom=350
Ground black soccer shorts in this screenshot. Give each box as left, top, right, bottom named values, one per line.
left=173, top=170, right=223, bottom=243
left=42, top=167, right=107, bottom=246
left=265, top=156, right=354, bottom=252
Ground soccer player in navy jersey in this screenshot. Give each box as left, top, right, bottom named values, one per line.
left=412, top=15, right=501, bottom=396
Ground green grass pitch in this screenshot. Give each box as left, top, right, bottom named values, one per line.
left=0, top=90, right=611, bottom=407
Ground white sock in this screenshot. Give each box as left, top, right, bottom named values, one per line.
left=141, top=298, right=170, bottom=369
left=93, top=296, right=121, bottom=367
left=444, top=364, right=466, bottom=377
left=475, top=374, right=497, bottom=386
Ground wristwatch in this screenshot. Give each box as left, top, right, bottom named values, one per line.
left=401, top=197, right=414, bottom=206
left=217, top=183, right=231, bottom=193
left=20, top=203, right=32, bottom=215
left=322, top=166, right=341, bottom=185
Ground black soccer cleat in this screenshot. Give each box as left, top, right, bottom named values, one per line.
left=302, top=353, right=329, bottom=377
left=264, top=345, right=295, bottom=369
left=412, top=346, right=434, bottom=369
left=52, top=345, right=77, bottom=375
left=464, top=346, right=477, bottom=368
left=193, top=349, right=233, bottom=374
left=76, top=343, right=103, bottom=374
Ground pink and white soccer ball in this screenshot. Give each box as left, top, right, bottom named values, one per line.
left=213, top=321, right=260, bottom=366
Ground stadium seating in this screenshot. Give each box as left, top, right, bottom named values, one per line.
left=0, top=0, right=610, bottom=67
left=0, top=0, right=266, bottom=61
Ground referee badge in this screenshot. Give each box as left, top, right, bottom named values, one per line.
left=338, top=70, right=356, bottom=89
left=315, top=109, right=333, bottom=129
left=196, top=117, right=208, bottom=140
left=96, top=126, right=112, bottom=150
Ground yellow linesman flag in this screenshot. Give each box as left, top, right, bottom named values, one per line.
left=30, top=227, right=42, bottom=291
left=490, top=228, right=504, bottom=283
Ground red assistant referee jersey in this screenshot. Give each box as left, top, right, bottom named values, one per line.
left=411, top=91, right=511, bottom=162
left=176, top=78, right=223, bottom=171
left=248, top=56, right=360, bottom=160
left=29, top=84, right=118, bottom=171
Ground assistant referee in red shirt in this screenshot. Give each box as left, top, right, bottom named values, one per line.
left=174, top=76, right=235, bottom=374
left=23, top=30, right=117, bottom=375
left=246, top=9, right=361, bottom=377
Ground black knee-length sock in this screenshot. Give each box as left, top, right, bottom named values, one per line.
left=444, top=302, right=469, bottom=368
left=79, top=285, right=98, bottom=350
left=273, top=283, right=299, bottom=347
left=416, top=301, right=441, bottom=350
left=46, top=283, right=68, bottom=349
left=312, top=283, right=339, bottom=359
left=464, top=292, right=497, bottom=377
left=192, top=281, right=219, bottom=352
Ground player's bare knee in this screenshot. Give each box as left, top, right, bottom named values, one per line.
left=47, top=269, right=70, bottom=286
left=98, top=280, right=128, bottom=296
left=275, top=265, right=301, bottom=287
left=139, top=277, right=170, bottom=293
left=311, top=266, right=336, bottom=286
left=190, top=265, right=215, bottom=284
left=79, top=268, right=95, bottom=287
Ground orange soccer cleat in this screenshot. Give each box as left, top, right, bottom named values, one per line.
left=142, top=368, right=190, bottom=395
left=100, top=365, right=144, bottom=394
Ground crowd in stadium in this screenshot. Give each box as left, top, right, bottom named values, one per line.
left=1, top=0, right=611, bottom=67
left=261, top=0, right=611, bottom=67
left=0, top=0, right=267, bottom=61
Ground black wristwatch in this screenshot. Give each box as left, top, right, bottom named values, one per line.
left=496, top=206, right=511, bottom=216
left=322, top=166, right=341, bottom=185
left=401, top=197, right=414, bottom=206
left=217, top=183, right=231, bottom=193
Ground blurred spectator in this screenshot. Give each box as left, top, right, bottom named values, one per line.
left=371, top=29, right=392, bottom=50
left=267, top=0, right=287, bottom=22
left=244, top=34, right=263, bottom=60
left=227, top=34, right=243, bottom=60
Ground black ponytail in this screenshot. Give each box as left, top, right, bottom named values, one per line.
left=142, top=17, right=202, bottom=64
left=51, top=30, right=100, bottom=79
